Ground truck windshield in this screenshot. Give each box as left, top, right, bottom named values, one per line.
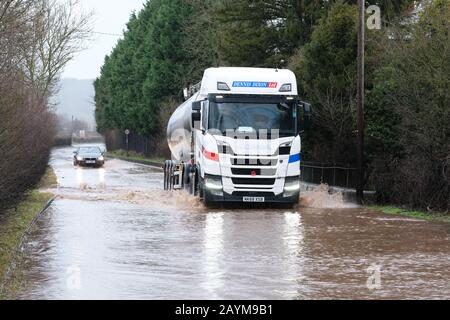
left=209, top=101, right=297, bottom=137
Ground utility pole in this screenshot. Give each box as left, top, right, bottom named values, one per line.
left=356, top=0, right=365, bottom=204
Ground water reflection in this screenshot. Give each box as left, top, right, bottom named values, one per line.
left=282, top=212, right=306, bottom=298
left=98, top=168, right=106, bottom=189
left=76, top=168, right=83, bottom=188
left=8, top=146, right=450, bottom=300
left=202, top=212, right=224, bottom=298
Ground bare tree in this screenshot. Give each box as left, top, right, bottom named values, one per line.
left=20, top=0, right=93, bottom=98
left=0, top=0, right=93, bottom=211
left=0, top=0, right=33, bottom=78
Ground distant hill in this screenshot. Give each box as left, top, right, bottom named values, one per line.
left=52, top=78, right=96, bottom=129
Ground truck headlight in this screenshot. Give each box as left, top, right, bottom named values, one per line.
left=284, top=177, right=300, bottom=197
left=205, top=175, right=223, bottom=197
left=205, top=176, right=223, bottom=190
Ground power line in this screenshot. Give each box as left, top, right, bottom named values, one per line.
left=356, top=0, right=365, bottom=204
left=92, top=31, right=122, bottom=37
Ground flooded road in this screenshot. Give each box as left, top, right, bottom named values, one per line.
left=10, top=146, right=450, bottom=299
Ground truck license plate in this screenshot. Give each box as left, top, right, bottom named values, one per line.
left=243, top=197, right=265, bottom=203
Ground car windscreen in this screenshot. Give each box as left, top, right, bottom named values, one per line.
left=78, top=147, right=101, bottom=154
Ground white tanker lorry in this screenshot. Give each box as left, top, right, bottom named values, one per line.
left=164, top=67, right=311, bottom=206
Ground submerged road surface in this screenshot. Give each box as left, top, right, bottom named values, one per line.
left=10, top=146, right=450, bottom=299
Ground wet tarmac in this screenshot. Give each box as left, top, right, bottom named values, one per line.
left=10, top=146, right=450, bottom=299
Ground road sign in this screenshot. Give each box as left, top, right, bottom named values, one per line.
left=125, top=129, right=130, bottom=135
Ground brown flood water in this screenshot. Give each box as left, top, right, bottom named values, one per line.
left=6, top=145, right=450, bottom=300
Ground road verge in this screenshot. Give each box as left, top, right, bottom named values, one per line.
left=0, top=167, right=56, bottom=299
left=368, top=205, right=450, bottom=223
left=107, top=150, right=164, bottom=169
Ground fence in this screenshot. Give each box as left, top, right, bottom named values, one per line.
left=103, top=129, right=367, bottom=190
left=300, top=161, right=359, bottom=189
left=102, top=129, right=169, bottom=158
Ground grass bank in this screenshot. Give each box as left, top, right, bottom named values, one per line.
left=0, top=167, right=56, bottom=299
left=368, top=205, right=450, bottom=223
left=107, top=150, right=165, bottom=167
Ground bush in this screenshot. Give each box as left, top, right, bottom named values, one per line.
left=367, top=0, right=450, bottom=211
left=0, top=86, right=56, bottom=211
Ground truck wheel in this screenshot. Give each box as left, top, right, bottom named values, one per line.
left=182, top=164, right=191, bottom=191
left=189, top=168, right=198, bottom=196
left=198, top=176, right=204, bottom=199
left=164, top=160, right=173, bottom=190
left=163, top=161, right=168, bottom=190
left=189, top=170, right=195, bottom=195
left=169, top=162, right=174, bottom=190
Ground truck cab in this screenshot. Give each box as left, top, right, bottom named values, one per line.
left=165, top=67, right=310, bottom=206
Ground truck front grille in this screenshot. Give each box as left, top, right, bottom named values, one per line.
left=232, top=178, right=276, bottom=185
left=220, top=146, right=291, bottom=156
left=230, top=158, right=277, bottom=166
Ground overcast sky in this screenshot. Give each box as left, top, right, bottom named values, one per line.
left=62, top=0, right=146, bottom=80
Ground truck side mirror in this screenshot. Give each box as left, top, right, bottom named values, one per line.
left=298, top=101, right=312, bottom=131
left=303, top=102, right=312, bottom=126
left=192, top=101, right=201, bottom=129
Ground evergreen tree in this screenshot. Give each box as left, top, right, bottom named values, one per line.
left=366, top=0, right=450, bottom=210
left=293, top=1, right=358, bottom=163
left=95, top=0, right=193, bottom=136
left=212, top=0, right=303, bottom=67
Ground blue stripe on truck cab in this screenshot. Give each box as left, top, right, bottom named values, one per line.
left=288, top=153, right=301, bottom=163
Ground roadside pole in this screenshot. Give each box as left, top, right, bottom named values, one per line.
left=356, top=0, right=365, bottom=204
left=125, top=129, right=130, bottom=157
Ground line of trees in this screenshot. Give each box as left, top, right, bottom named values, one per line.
left=95, top=0, right=449, bottom=211
left=0, top=0, right=91, bottom=211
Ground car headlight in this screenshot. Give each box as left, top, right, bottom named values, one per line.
left=98, top=156, right=104, bottom=161
left=76, top=156, right=83, bottom=161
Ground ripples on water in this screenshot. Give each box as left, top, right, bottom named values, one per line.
left=56, top=157, right=356, bottom=210
left=15, top=151, right=447, bottom=300
left=299, top=184, right=358, bottom=209
left=57, top=182, right=355, bottom=212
